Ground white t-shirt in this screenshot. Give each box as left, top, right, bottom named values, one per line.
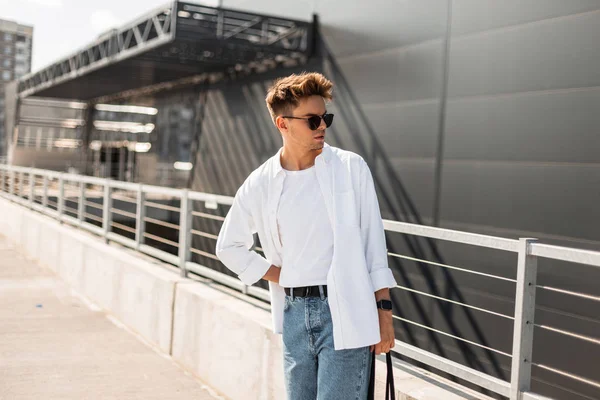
left=276, top=165, right=333, bottom=288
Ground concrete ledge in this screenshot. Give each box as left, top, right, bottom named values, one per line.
left=0, top=198, right=181, bottom=354
left=0, top=196, right=493, bottom=400
left=172, top=282, right=284, bottom=400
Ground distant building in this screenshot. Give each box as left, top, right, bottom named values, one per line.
left=0, top=19, right=33, bottom=156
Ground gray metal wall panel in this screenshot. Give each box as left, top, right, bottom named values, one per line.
left=366, top=101, right=440, bottom=159
left=447, top=9, right=600, bottom=98
left=440, top=163, right=600, bottom=241
left=452, top=0, right=600, bottom=35
left=444, top=88, right=600, bottom=163
left=337, top=40, right=445, bottom=105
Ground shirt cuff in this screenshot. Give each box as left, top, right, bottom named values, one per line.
left=370, top=268, right=397, bottom=292
left=238, top=256, right=272, bottom=286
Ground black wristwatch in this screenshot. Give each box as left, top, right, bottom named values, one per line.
left=376, top=299, right=393, bottom=311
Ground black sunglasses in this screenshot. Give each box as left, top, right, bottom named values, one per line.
left=281, top=113, right=334, bottom=131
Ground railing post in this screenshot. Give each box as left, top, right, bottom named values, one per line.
left=510, top=238, right=539, bottom=400
left=102, top=179, right=112, bottom=243
left=78, top=181, right=85, bottom=225
left=42, top=175, right=49, bottom=209
left=29, top=172, right=35, bottom=209
left=0, top=167, right=5, bottom=195
left=135, top=183, right=145, bottom=250
left=9, top=169, right=15, bottom=196
left=19, top=171, right=24, bottom=200
left=57, top=174, right=65, bottom=222
left=178, top=189, right=192, bottom=278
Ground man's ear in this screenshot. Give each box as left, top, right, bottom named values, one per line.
left=276, top=116, right=287, bottom=131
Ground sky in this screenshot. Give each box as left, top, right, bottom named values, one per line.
left=0, top=0, right=221, bottom=72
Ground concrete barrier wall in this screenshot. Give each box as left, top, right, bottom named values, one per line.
left=172, top=282, right=285, bottom=399
left=0, top=198, right=180, bottom=355
left=0, top=196, right=492, bottom=400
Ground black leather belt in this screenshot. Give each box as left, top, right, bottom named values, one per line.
left=284, top=285, right=328, bottom=298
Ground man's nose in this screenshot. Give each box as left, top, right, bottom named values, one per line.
left=317, top=118, right=327, bottom=130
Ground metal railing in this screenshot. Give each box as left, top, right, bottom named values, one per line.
left=1, top=164, right=598, bottom=400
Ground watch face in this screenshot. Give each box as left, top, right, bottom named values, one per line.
left=378, top=300, right=392, bottom=310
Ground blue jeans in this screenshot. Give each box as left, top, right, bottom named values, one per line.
left=282, top=294, right=372, bottom=400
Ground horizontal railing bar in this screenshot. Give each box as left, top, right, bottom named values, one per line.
left=393, top=284, right=514, bottom=320
left=531, top=243, right=600, bottom=268
left=108, top=180, right=137, bottom=191
left=144, top=201, right=180, bottom=212
left=83, top=212, right=104, bottom=224
left=63, top=205, right=79, bottom=215
left=60, top=214, right=81, bottom=227
left=393, top=340, right=511, bottom=397
left=384, top=220, right=519, bottom=253
left=191, top=211, right=225, bottom=221
left=142, top=232, right=179, bottom=248
left=188, top=191, right=234, bottom=205
left=532, top=363, right=600, bottom=389
left=190, top=247, right=220, bottom=260
left=388, top=252, right=516, bottom=283
left=110, top=207, right=137, bottom=219
left=184, top=261, right=271, bottom=303
left=522, top=393, right=555, bottom=400
left=84, top=200, right=104, bottom=210
left=141, top=184, right=182, bottom=197
left=111, top=194, right=137, bottom=204
left=143, top=217, right=180, bottom=230
left=111, top=221, right=136, bottom=234
left=61, top=173, right=106, bottom=185
left=536, top=285, right=600, bottom=302
left=107, top=232, right=137, bottom=249
left=139, top=244, right=179, bottom=266
left=80, top=222, right=104, bottom=236
left=392, top=315, right=511, bottom=357
left=186, top=261, right=244, bottom=290
left=533, top=324, right=600, bottom=346
left=190, top=229, right=218, bottom=240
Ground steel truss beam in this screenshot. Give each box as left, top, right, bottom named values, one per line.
left=17, top=1, right=313, bottom=100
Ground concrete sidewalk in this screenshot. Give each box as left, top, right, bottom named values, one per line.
left=0, top=235, right=223, bottom=400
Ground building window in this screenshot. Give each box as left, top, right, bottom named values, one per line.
left=3, top=47, right=11, bottom=55
left=4, top=33, right=12, bottom=41
left=2, top=71, right=11, bottom=81
left=16, top=47, right=25, bottom=55
left=2, top=59, right=10, bottom=68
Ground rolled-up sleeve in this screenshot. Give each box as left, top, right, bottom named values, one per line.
left=358, top=159, right=397, bottom=292
left=215, top=182, right=271, bottom=286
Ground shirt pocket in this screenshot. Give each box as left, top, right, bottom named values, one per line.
left=334, top=190, right=359, bottom=227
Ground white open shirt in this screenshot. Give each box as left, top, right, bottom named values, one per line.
left=215, top=143, right=397, bottom=350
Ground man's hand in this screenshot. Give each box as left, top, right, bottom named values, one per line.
left=371, top=308, right=395, bottom=354
left=370, top=288, right=395, bottom=354
left=262, top=265, right=281, bottom=284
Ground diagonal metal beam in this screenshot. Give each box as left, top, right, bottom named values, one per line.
left=223, top=16, right=262, bottom=40
left=152, top=15, right=164, bottom=36
left=141, top=19, right=153, bottom=41
left=132, top=24, right=144, bottom=45
left=123, top=29, right=134, bottom=49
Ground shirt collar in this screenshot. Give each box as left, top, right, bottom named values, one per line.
left=271, top=143, right=331, bottom=178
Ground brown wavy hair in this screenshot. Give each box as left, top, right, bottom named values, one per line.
left=265, top=72, right=333, bottom=124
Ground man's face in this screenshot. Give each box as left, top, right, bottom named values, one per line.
left=276, top=95, right=327, bottom=151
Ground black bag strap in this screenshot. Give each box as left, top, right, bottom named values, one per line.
left=367, top=352, right=395, bottom=400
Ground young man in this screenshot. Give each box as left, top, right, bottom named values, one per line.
left=216, top=72, right=397, bottom=399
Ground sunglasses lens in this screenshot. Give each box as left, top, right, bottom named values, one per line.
left=308, top=116, right=321, bottom=130
left=323, top=113, right=334, bottom=127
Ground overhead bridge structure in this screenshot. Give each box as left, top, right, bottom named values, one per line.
left=17, top=1, right=315, bottom=101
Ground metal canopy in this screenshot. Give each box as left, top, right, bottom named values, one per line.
left=17, top=1, right=314, bottom=100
